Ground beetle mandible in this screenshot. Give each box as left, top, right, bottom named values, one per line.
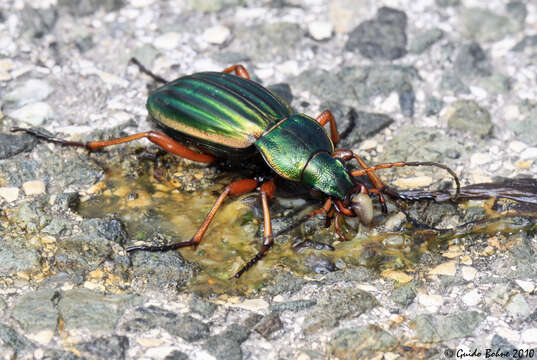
left=13, top=59, right=460, bottom=278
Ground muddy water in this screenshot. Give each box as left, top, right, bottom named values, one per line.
left=78, top=157, right=537, bottom=294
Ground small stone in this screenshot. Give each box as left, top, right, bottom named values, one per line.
left=9, top=102, right=54, bottom=126
left=232, top=298, right=269, bottom=312
left=462, top=289, right=481, bottom=307
left=329, top=326, right=398, bottom=358
left=203, top=25, right=231, bottom=45
left=409, top=28, right=444, bottom=54
left=345, top=7, right=408, bottom=60
left=393, top=176, right=433, bottom=189
left=308, top=21, right=333, bottom=41
left=460, top=7, right=522, bottom=43
left=382, top=270, right=412, bottom=283
left=154, top=32, right=181, bottom=50
left=470, top=153, right=491, bottom=166
left=515, top=160, right=532, bottom=169
left=417, top=293, right=444, bottom=311
left=520, top=147, right=537, bottom=160
left=3, top=79, right=53, bottom=106
left=521, top=329, right=537, bottom=344
left=509, top=141, right=527, bottom=153
left=412, top=312, right=484, bottom=342
left=515, top=280, right=535, bottom=293
left=505, top=293, right=531, bottom=317
left=0, top=187, right=20, bottom=202
left=446, top=100, right=492, bottom=137
left=461, top=266, right=477, bottom=281
left=22, top=180, right=46, bottom=196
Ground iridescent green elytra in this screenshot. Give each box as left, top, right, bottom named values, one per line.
left=147, top=71, right=354, bottom=200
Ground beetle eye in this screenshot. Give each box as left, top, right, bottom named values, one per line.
left=350, top=192, right=373, bottom=224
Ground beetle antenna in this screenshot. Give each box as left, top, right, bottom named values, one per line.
left=130, top=57, right=168, bottom=84
left=351, top=161, right=460, bottom=201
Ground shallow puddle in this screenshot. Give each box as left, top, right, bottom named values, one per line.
left=78, top=155, right=537, bottom=294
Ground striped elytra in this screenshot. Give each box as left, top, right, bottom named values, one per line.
left=147, top=72, right=293, bottom=152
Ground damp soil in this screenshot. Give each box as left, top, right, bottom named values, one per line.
left=77, top=153, right=537, bottom=295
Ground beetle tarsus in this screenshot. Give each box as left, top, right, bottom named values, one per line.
left=126, top=240, right=198, bottom=253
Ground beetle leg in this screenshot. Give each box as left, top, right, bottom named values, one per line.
left=127, top=179, right=259, bottom=253
left=334, top=214, right=346, bottom=241
left=130, top=57, right=168, bottom=84
left=234, top=180, right=275, bottom=278
left=222, top=64, right=250, bottom=79
left=315, top=110, right=340, bottom=145
left=11, top=128, right=216, bottom=163
left=308, top=198, right=332, bottom=218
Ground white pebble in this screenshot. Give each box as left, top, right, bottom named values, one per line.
left=509, top=140, right=527, bottom=153
left=470, top=152, right=491, bottom=166
left=461, top=266, right=477, bottom=281
left=9, top=102, right=54, bottom=126
left=308, top=21, right=333, bottom=41
left=203, top=25, right=231, bottom=45
left=515, top=280, right=535, bottom=293
left=521, top=328, right=537, bottom=344
left=0, top=187, right=19, bottom=202
left=154, top=32, right=181, bottom=50
left=23, top=180, right=46, bottom=196
left=520, top=147, right=537, bottom=160
left=462, top=289, right=481, bottom=306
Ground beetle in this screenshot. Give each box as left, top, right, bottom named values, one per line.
left=12, top=59, right=460, bottom=278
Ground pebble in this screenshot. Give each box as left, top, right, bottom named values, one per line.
left=393, top=176, right=433, bottom=189
left=9, top=102, right=54, bottom=126
left=505, top=293, right=531, bottom=317
left=428, top=260, right=457, bottom=276
left=154, top=32, right=181, bottom=50
left=381, top=270, right=412, bottom=283
left=521, top=329, right=537, bottom=344
left=0, top=187, right=20, bottom=202
left=461, top=266, right=477, bottom=281
left=520, top=147, right=537, bottom=160
left=462, top=289, right=481, bottom=307
left=22, top=180, right=46, bottom=196
left=3, top=79, right=53, bottom=106
left=470, top=153, right=491, bottom=166
left=417, top=293, right=444, bottom=311
left=29, top=330, right=54, bottom=345
left=308, top=21, right=333, bottom=40
left=515, top=280, right=535, bottom=293
left=509, top=140, right=527, bottom=153
left=203, top=25, right=231, bottom=45
left=231, top=298, right=269, bottom=312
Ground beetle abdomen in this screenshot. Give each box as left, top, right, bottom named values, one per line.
left=147, top=72, right=293, bottom=152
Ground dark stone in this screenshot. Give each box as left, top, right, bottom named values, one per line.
left=425, top=96, right=444, bottom=116
left=203, top=324, right=251, bottom=360
left=351, top=111, right=394, bottom=141
left=11, top=289, right=59, bottom=333
left=436, top=0, right=460, bottom=6
left=512, top=35, right=537, bottom=52
left=164, top=350, right=190, bottom=360
left=303, top=254, right=337, bottom=274
left=130, top=249, right=199, bottom=291
left=398, top=82, right=415, bottom=117
left=20, top=5, right=58, bottom=38
left=81, top=217, right=127, bottom=245
left=270, top=299, right=317, bottom=313
left=0, top=133, right=37, bottom=159
left=507, top=1, right=527, bottom=24
left=303, top=288, right=377, bottom=334
left=329, top=325, right=398, bottom=359
left=79, top=335, right=129, bottom=360
left=346, top=7, right=407, bottom=60
left=54, top=192, right=80, bottom=210
left=163, top=315, right=210, bottom=342
left=189, top=294, right=217, bottom=318
left=254, top=313, right=283, bottom=339
left=391, top=282, right=417, bottom=307
left=440, top=73, right=470, bottom=94
left=413, top=311, right=485, bottom=342
left=490, top=335, right=517, bottom=360
left=58, top=0, right=124, bottom=17
left=0, top=323, right=35, bottom=354
left=267, top=83, right=293, bottom=105
left=454, top=43, right=491, bottom=77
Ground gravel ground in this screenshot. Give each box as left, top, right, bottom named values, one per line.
left=1, top=0, right=537, bottom=359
